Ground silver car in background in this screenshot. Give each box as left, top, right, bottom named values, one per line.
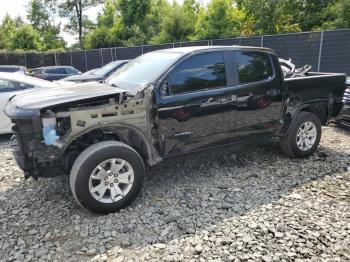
left=0, top=72, right=61, bottom=134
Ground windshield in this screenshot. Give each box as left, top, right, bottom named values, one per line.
left=92, top=61, right=122, bottom=76
left=106, top=51, right=183, bottom=91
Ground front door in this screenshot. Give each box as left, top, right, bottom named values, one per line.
left=155, top=51, right=238, bottom=156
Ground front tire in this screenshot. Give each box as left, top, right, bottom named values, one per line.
left=280, top=111, right=322, bottom=158
left=70, top=141, right=145, bottom=214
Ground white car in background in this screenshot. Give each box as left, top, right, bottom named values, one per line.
left=0, top=73, right=61, bottom=134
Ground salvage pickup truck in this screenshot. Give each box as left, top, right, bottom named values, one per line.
left=5, top=46, right=347, bottom=214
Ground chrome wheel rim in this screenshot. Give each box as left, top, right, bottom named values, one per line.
left=296, top=121, right=317, bottom=151
left=89, top=158, right=134, bottom=204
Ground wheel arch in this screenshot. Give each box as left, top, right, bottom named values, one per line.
left=299, top=102, right=329, bottom=125
left=64, top=124, right=160, bottom=167
left=281, top=100, right=329, bottom=135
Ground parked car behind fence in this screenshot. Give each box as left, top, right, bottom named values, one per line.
left=61, top=60, right=129, bottom=83
left=31, top=66, right=81, bottom=81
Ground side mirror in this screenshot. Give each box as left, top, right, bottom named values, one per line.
left=160, top=81, right=170, bottom=96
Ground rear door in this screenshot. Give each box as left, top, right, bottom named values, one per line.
left=156, top=51, right=238, bottom=156
left=231, top=51, right=284, bottom=139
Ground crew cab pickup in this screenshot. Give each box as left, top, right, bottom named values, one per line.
left=5, top=46, right=347, bottom=214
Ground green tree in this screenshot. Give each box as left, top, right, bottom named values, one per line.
left=11, top=25, right=44, bottom=51
left=237, top=0, right=301, bottom=34
left=27, top=0, right=65, bottom=50
left=53, top=0, right=103, bottom=48
left=150, top=1, right=197, bottom=43
left=317, top=0, right=350, bottom=30
left=195, top=0, right=248, bottom=39
left=83, top=0, right=124, bottom=48
left=144, top=0, right=171, bottom=42
left=97, top=0, right=118, bottom=27
left=0, top=14, right=17, bottom=49
left=117, top=0, right=151, bottom=27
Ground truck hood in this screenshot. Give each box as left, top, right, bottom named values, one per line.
left=7, top=82, right=128, bottom=110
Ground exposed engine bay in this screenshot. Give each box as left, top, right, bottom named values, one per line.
left=7, top=84, right=159, bottom=179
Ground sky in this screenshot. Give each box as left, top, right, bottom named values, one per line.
left=0, top=0, right=102, bottom=46
left=0, top=0, right=209, bottom=46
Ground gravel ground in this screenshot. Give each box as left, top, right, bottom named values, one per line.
left=0, top=126, right=349, bottom=262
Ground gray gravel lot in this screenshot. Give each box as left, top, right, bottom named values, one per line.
left=0, top=126, right=349, bottom=262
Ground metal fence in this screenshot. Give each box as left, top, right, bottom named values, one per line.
left=0, top=29, right=349, bottom=75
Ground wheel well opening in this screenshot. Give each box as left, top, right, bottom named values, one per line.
left=63, top=128, right=121, bottom=171
left=300, top=104, right=328, bottom=125
left=63, top=128, right=149, bottom=172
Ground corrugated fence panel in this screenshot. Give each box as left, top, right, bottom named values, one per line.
left=214, top=36, right=262, bottom=46
left=102, top=48, right=114, bottom=65
left=320, top=29, right=350, bottom=75
left=212, top=38, right=239, bottom=45
left=235, top=36, right=262, bottom=46
left=0, top=30, right=348, bottom=74
left=26, top=53, right=55, bottom=69
left=116, top=46, right=142, bottom=60
left=143, top=43, right=174, bottom=53
left=179, top=40, right=210, bottom=47
left=86, top=50, right=102, bottom=70
left=71, top=51, right=87, bottom=72
left=0, top=53, right=25, bottom=66
left=57, top=52, right=71, bottom=66
left=263, top=32, right=322, bottom=69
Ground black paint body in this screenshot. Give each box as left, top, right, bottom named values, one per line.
left=4, top=46, right=347, bottom=178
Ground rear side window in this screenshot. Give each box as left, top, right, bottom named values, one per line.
left=64, top=68, right=80, bottom=74
left=0, top=79, right=15, bottom=90
left=168, top=52, right=226, bottom=95
left=0, top=79, right=34, bottom=91
left=235, top=51, right=273, bottom=84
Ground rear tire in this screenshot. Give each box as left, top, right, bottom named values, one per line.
left=280, top=111, right=321, bottom=158
left=70, top=141, right=145, bottom=214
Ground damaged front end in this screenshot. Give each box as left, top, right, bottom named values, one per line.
left=5, top=83, right=159, bottom=179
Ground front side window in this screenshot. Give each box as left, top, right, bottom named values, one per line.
left=235, top=51, right=273, bottom=84
left=168, top=52, right=226, bottom=95
left=65, top=68, right=80, bottom=74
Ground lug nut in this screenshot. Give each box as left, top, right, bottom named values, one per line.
left=114, top=179, right=118, bottom=183
left=110, top=183, right=114, bottom=187
left=104, top=177, right=108, bottom=180
left=105, top=182, right=108, bottom=186
left=114, top=174, right=118, bottom=177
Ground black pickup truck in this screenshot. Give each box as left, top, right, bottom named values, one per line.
left=5, top=46, right=346, bottom=214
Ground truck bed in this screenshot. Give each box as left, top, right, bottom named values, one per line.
left=285, top=72, right=347, bottom=117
